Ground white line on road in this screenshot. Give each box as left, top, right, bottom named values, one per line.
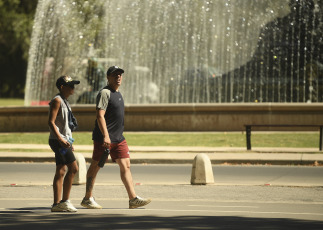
left=188, top=205, right=259, bottom=208
left=142, top=209, right=323, bottom=216
left=1, top=198, right=323, bottom=205
left=1, top=205, right=322, bottom=217
left=1, top=207, right=323, bottom=217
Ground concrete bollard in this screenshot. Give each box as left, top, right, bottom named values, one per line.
left=191, top=153, right=214, bottom=185
left=73, top=153, right=86, bottom=185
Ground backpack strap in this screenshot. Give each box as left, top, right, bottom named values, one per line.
left=62, top=98, right=71, bottom=112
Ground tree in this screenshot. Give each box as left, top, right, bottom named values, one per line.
left=0, top=0, right=37, bottom=98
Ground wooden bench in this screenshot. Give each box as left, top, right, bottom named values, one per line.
left=244, top=124, right=323, bottom=151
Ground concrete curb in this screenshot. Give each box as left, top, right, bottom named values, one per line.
left=0, top=156, right=322, bottom=165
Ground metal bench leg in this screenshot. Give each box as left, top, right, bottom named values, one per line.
left=320, top=126, right=323, bottom=151
left=246, top=126, right=251, bottom=150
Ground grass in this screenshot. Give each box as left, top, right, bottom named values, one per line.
left=0, top=98, right=24, bottom=106
left=0, top=132, right=319, bottom=148
left=0, top=98, right=320, bottom=148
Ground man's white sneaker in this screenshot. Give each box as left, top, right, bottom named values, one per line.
left=81, top=197, right=102, bottom=209
left=55, top=200, right=77, bottom=212
left=129, top=196, right=151, bottom=209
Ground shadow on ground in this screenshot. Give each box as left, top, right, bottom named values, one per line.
left=1, top=208, right=323, bottom=230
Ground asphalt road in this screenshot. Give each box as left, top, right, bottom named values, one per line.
left=0, top=162, right=322, bottom=186
left=0, top=163, right=323, bottom=229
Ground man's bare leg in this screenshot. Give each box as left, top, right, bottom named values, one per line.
left=84, top=160, right=101, bottom=199
left=116, top=158, right=136, bottom=199
left=116, top=158, right=152, bottom=209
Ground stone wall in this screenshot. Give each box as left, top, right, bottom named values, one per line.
left=1, top=103, right=323, bottom=132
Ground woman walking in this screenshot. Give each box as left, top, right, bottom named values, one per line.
left=48, top=75, right=80, bottom=212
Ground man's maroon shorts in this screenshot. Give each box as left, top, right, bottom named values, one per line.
left=92, top=140, right=130, bottom=163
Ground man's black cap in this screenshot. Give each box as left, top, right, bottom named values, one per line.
left=56, top=75, right=80, bottom=89
left=107, top=66, right=124, bottom=76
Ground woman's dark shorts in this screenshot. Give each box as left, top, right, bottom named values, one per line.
left=49, top=139, right=76, bottom=166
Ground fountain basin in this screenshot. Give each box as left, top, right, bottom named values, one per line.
left=1, top=103, right=323, bottom=132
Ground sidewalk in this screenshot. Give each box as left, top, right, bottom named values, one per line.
left=0, top=144, right=323, bottom=165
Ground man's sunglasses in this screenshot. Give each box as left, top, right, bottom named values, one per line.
left=111, top=72, right=123, bottom=77
left=64, top=84, right=74, bottom=89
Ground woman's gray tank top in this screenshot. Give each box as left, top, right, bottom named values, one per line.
left=49, top=94, right=72, bottom=141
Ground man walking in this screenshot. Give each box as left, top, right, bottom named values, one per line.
left=81, top=66, right=151, bottom=209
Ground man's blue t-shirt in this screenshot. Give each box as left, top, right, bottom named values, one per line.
left=92, top=86, right=125, bottom=143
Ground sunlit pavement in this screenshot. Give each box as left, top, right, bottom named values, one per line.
left=1, top=162, right=323, bottom=229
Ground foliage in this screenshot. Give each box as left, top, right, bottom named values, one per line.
left=0, top=0, right=37, bottom=98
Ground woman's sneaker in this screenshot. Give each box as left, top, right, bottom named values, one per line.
left=51, top=203, right=62, bottom=212
left=81, top=197, right=102, bottom=209
left=51, top=200, right=77, bottom=212
left=129, top=196, right=151, bottom=209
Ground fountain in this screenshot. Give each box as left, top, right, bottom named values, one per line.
left=25, top=0, right=322, bottom=105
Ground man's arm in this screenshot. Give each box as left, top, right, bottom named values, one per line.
left=96, top=109, right=111, bottom=148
